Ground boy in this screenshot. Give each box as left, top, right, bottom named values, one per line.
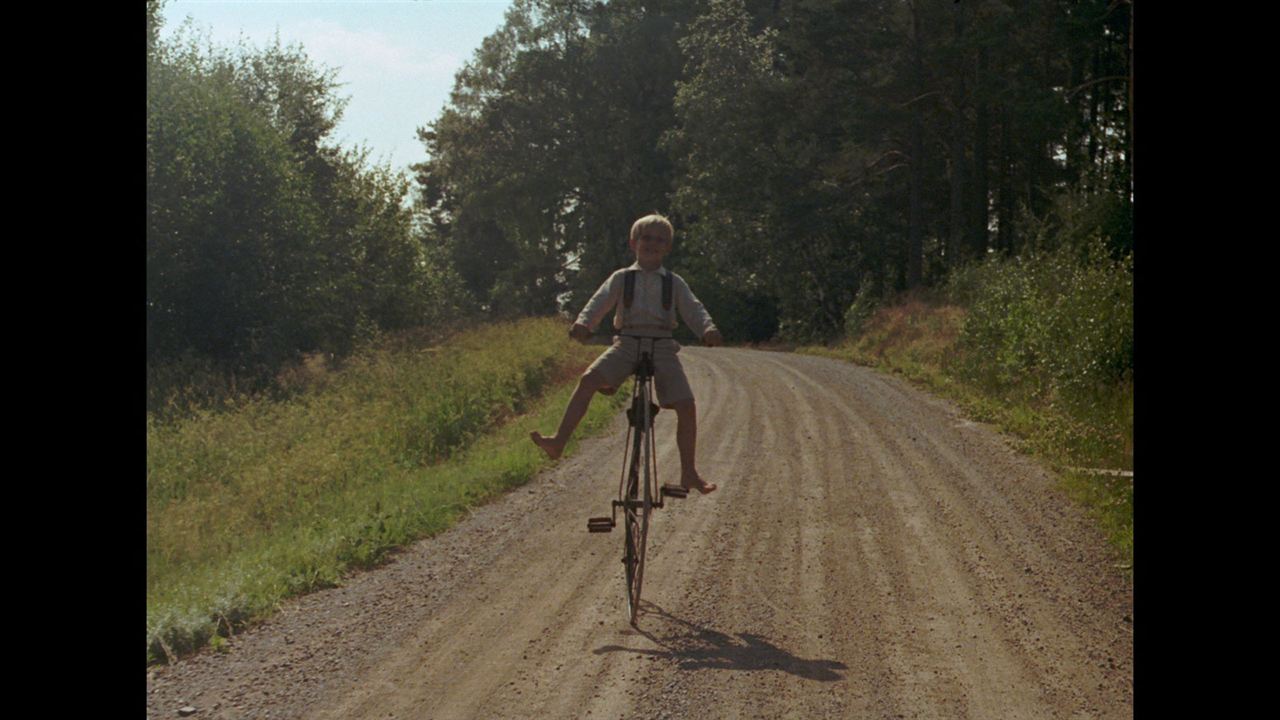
left=530, top=213, right=722, bottom=494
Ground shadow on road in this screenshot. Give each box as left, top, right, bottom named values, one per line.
left=593, top=602, right=847, bottom=682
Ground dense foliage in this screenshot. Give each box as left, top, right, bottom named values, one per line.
left=416, top=0, right=700, bottom=318
left=147, top=2, right=469, bottom=398
left=947, top=194, right=1133, bottom=409
left=149, top=0, right=1133, bottom=389
left=417, top=0, right=1133, bottom=342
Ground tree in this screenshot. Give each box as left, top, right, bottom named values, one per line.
left=415, top=0, right=700, bottom=317
left=411, top=0, right=1132, bottom=342
left=148, top=21, right=460, bottom=379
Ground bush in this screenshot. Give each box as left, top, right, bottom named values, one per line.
left=953, top=240, right=1132, bottom=408
left=148, top=23, right=470, bottom=387
left=843, top=273, right=881, bottom=338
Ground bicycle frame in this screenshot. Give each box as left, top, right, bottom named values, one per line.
left=585, top=334, right=688, bottom=624
left=618, top=339, right=662, bottom=501
left=618, top=337, right=656, bottom=622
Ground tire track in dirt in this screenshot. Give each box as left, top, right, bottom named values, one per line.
left=759, top=355, right=1044, bottom=716
left=612, top=349, right=879, bottom=719
left=545, top=349, right=741, bottom=720
left=146, top=347, right=1131, bottom=720
left=754, top=353, right=1130, bottom=718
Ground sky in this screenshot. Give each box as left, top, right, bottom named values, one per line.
left=158, top=0, right=516, bottom=177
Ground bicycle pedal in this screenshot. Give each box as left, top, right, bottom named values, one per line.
left=661, top=484, right=688, bottom=499
left=587, top=517, right=615, bottom=533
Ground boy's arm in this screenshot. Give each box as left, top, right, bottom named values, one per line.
left=673, top=275, right=721, bottom=345
left=574, top=271, right=623, bottom=335
left=569, top=323, right=593, bottom=342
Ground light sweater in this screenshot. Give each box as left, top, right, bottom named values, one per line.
left=576, top=262, right=717, bottom=339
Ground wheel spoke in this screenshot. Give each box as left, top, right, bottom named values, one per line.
left=618, top=344, right=659, bottom=625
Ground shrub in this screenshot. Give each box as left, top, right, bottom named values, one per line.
left=953, top=240, right=1132, bottom=409
left=843, top=273, right=881, bottom=338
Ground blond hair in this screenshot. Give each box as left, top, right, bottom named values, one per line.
left=629, top=213, right=674, bottom=243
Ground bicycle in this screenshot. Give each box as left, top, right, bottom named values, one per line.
left=586, top=334, right=688, bottom=625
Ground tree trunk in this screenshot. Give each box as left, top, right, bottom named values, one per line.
left=947, top=1, right=967, bottom=265
left=971, top=44, right=989, bottom=258
left=1127, top=0, right=1134, bottom=201
left=1066, top=31, right=1085, bottom=186
left=1088, top=45, right=1101, bottom=181
left=907, top=0, right=925, bottom=288
left=997, top=105, right=1016, bottom=255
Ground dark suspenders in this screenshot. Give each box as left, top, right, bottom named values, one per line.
left=622, top=269, right=673, bottom=311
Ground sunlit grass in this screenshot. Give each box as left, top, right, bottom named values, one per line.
left=800, top=298, right=1133, bottom=568
left=146, top=317, right=627, bottom=664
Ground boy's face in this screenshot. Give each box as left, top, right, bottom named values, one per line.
left=629, top=225, right=672, bottom=270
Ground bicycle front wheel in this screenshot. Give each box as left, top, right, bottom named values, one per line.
left=624, top=387, right=653, bottom=623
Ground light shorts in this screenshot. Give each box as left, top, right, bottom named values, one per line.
left=586, top=336, right=693, bottom=408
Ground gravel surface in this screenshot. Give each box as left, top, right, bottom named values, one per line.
left=146, top=347, right=1133, bottom=719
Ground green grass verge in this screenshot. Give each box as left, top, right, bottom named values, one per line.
left=798, top=299, right=1133, bottom=569
left=147, top=318, right=628, bottom=665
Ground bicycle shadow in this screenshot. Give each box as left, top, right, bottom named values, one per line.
left=593, top=602, right=847, bottom=682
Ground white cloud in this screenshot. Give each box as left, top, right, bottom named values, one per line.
left=289, top=18, right=462, bottom=83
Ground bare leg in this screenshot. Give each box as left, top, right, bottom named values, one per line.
left=671, top=398, right=717, bottom=494
left=531, top=370, right=609, bottom=459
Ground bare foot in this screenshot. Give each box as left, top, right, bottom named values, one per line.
left=530, top=431, right=565, bottom=460
left=681, top=474, right=718, bottom=494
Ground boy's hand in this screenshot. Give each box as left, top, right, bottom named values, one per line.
left=569, top=323, right=592, bottom=343
left=703, top=329, right=724, bottom=347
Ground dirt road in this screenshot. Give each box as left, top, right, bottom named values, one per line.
left=146, top=348, right=1133, bottom=719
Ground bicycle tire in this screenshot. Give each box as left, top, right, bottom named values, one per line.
left=624, top=382, right=651, bottom=624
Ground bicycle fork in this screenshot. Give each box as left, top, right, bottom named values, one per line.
left=587, top=350, right=686, bottom=533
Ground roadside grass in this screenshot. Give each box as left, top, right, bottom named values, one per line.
left=146, top=318, right=627, bottom=665
left=799, top=296, right=1133, bottom=568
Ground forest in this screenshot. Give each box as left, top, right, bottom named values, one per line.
left=147, top=0, right=1132, bottom=396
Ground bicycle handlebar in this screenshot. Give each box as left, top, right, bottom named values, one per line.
left=573, top=328, right=722, bottom=347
